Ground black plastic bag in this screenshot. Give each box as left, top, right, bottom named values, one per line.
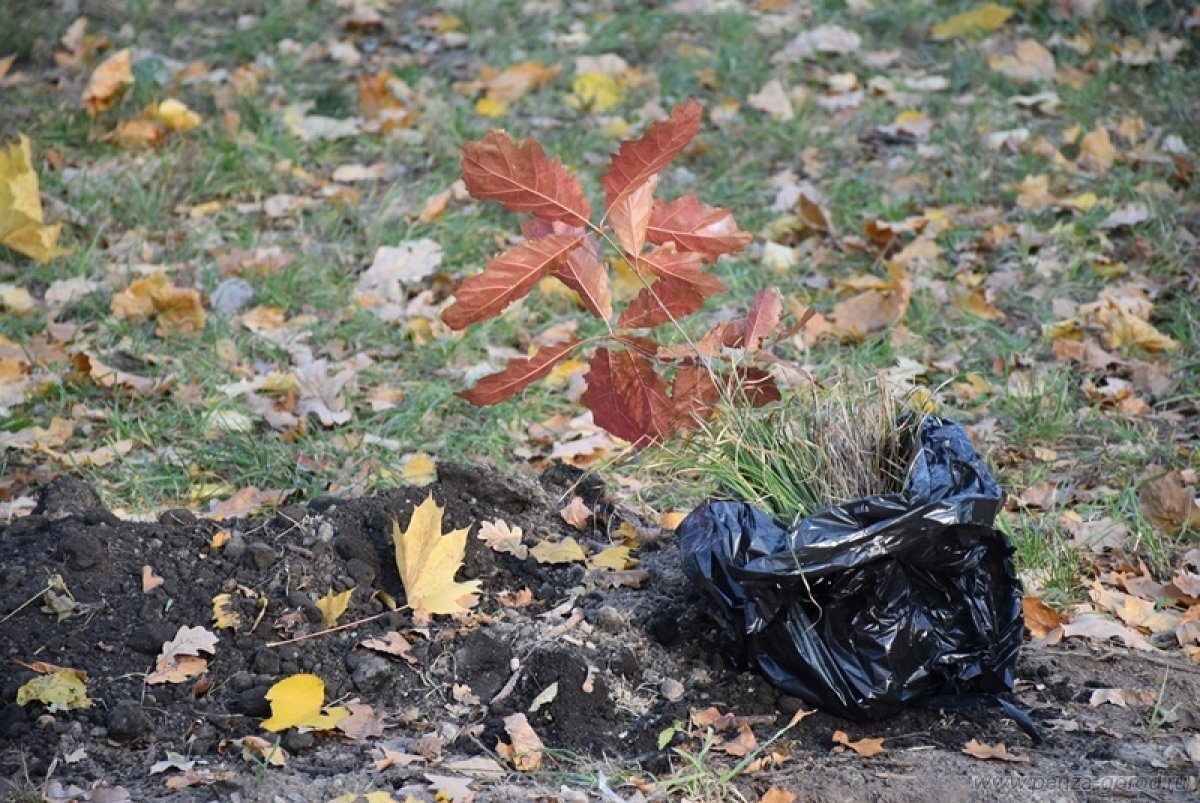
left=679, top=415, right=1024, bottom=724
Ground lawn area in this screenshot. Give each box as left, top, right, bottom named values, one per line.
left=2, top=0, right=1199, bottom=799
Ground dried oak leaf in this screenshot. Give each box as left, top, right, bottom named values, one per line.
left=477, top=519, right=528, bottom=559
left=1139, top=470, right=1200, bottom=535
left=392, top=493, right=481, bottom=616
left=460, top=130, right=589, bottom=226
left=1021, top=596, right=1062, bottom=638
left=82, top=48, right=133, bottom=115
left=832, top=730, right=885, bottom=757
left=961, top=739, right=1030, bottom=763
left=496, top=713, right=545, bottom=771
left=601, top=99, right=701, bottom=212
left=647, top=193, right=751, bottom=263
left=458, top=337, right=581, bottom=405
left=580, top=347, right=673, bottom=447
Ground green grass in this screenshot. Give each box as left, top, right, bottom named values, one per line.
left=0, top=0, right=1196, bottom=608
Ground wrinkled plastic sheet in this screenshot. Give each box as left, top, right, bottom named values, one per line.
left=679, top=416, right=1024, bottom=723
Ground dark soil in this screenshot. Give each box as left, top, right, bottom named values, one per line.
left=2, top=465, right=1198, bottom=801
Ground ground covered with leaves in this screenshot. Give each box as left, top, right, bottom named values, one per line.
left=2, top=0, right=1199, bottom=800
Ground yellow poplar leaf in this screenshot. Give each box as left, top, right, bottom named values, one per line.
left=530, top=537, right=587, bottom=565
left=316, top=588, right=353, bottom=628
left=475, top=96, right=506, bottom=118
left=82, top=48, right=134, bottom=115
left=400, top=453, right=437, bottom=486
left=0, top=136, right=71, bottom=263
left=155, top=99, right=202, bottom=132
left=392, top=494, right=482, bottom=616
left=261, top=674, right=349, bottom=733
left=17, top=671, right=92, bottom=712
left=931, top=3, right=1014, bottom=40
left=591, top=545, right=634, bottom=571
left=567, top=72, right=622, bottom=113
left=212, top=593, right=242, bottom=629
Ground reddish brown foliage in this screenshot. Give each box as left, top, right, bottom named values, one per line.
left=445, top=100, right=787, bottom=447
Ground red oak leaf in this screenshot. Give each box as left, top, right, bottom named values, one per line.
left=601, top=100, right=702, bottom=213
left=647, top=194, right=751, bottom=262
left=580, top=348, right=672, bottom=447
left=609, top=174, right=658, bottom=257
left=671, top=362, right=721, bottom=429
left=459, top=337, right=582, bottom=405
left=551, top=238, right=613, bottom=320
left=442, top=235, right=582, bottom=329
left=462, top=131, right=592, bottom=226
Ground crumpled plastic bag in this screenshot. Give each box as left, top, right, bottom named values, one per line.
left=679, top=415, right=1024, bottom=723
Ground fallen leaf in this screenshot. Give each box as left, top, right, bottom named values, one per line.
left=281, top=103, right=361, bottom=142
left=82, top=48, right=133, bottom=115
left=747, top=79, right=794, bottom=122
left=719, top=724, right=759, bottom=757
left=478, top=519, right=528, bottom=559
left=1089, top=688, right=1156, bottom=708
left=771, top=25, right=861, bottom=64
left=1097, top=202, right=1151, bottom=230
left=1022, top=596, right=1062, bottom=638
left=988, top=39, right=1056, bottom=83
left=154, top=99, right=201, bottom=132
left=335, top=700, right=385, bottom=741
left=356, top=239, right=443, bottom=318
left=392, top=493, right=482, bottom=616
left=832, top=730, right=885, bottom=757
left=400, top=453, right=437, bottom=486
left=142, top=565, right=164, bottom=593
left=530, top=537, right=587, bottom=565
left=211, top=593, right=242, bottom=630
left=759, top=789, right=798, bottom=803
left=590, top=545, right=634, bottom=571
left=110, top=272, right=205, bottom=336
left=931, top=3, right=1014, bottom=40
left=567, top=72, right=622, bottom=113
left=16, top=671, right=91, bottom=712
left=424, top=774, right=475, bottom=803
left=0, top=136, right=71, bottom=262
left=261, top=674, right=349, bottom=732
left=560, top=496, right=593, bottom=530
left=1060, top=613, right=1156, bottom=651
left=1139, top=471, right=1200, bottom=535
left=360, top=631, right=418, bottom=663
left=962, top=739, right=1030, bottom=763
left=496, top=713, right=544, bottom=771
left=237, top=735, right=287, bottom=766
left=316, top=588, right=353, bottom=628
left=147, top=625, right=218, bottom=685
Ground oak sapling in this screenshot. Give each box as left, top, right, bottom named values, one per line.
left=444, top=99, right=787, bottom=447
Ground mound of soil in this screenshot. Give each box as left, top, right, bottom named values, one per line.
left=2, top=466, right=1199, bottom=800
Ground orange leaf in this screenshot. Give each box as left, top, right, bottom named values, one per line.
left=617, top=246, right=724, bottom=328
left=672, top=362, right=721, bottom=429
left=458, top=337, right=581, bottom=405
left=962, top=739, right=1029, bottom=763
left=1021, top=596, right=1062, bottom=639
left=461, top=131, right=591, bottom=226
left=832, top=730, right=885, bottom=757
left=580, top=348, right=672, bottom=447
left=741, top=288, right=783, bottom=351
left=442, top=235, right=582, bottom=329
left=601, top=100, right=702, bottom=212
left=551, top=239, right=612, bottom=320
left=609, top=174, right=658, bottom=257
left=647, top=194, right=751, bottom=262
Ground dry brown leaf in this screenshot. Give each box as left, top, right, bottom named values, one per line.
left=832, top=730, right=885, bottom=757
left=719, top=723, right=759, bottom=757
left=334, top=700, right=384, bottom=741
left=988, top=39, right=1056, bottom=83
left=1139, top=471, right=1200, bottom=535
left=1021, top=596, right=1061, bottom=638
left=478, top=519, right=528, bottom=559
left=759, top=789, right=797, bottom=803
left=962, top=739, right=1030, bottom=763
left=1060, top=613, right=1156, bottom=651
left=496, top=713, right=544, bottom=771
left=1089, top=688, right=1156, bottom=708
left=360, top=631, right=418, bottom=664
left=1078, top=126, right=1116, bottom=174
left=148, top=625, right=218, bottom=685
left=82, top=48, right=133, bottom=115
left=560, top=496, right=593, bottom=530
left=142, top=565, right=164, bottom=593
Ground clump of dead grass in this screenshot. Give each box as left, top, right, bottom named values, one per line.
left=659, top=374, right=918, bottom=526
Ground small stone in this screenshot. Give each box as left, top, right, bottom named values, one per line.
left=235, top=686, right=271, bottom=718
left=159, top=508, right=196, bottom=526
left=282, top=729, right=315, bottom=752
left=347, top=652, right=393, bottom=694
left=59, top=530, right=105, bottom=571
left=243, top=542, right=276, bottom=570
left=345, top=558, right=376, bottom=586
left=660, top=678, right=685, bottom=702
left=228, top=671, right=254, bottom=693
left=223, top=531, right=247, bottom=561
left=252, top=647, right=280, bottom=675
left=210, top=278, right=256, bottom=316
left=106, top=704, right=151, bottom=743
left=590, top=605, right=624, bottom=634
left=128, top=623, right=177, bottom=655
left=316, top=521, right=335, bottom=542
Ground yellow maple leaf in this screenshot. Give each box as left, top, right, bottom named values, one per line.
left=261, top=674, right=349, bottom=733
left=17, top=670, right=92, bottom=712
left=0, top=136, right=71, bottom=263
left=567, top=72, right=622, bottom=113
left=82, top=48, right=134, bottom=116
left=392, top=494, right=481, bottom=616
left=316, top=588, right=353, bottom=628
left=931, top=3, right=1014, bottom=40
